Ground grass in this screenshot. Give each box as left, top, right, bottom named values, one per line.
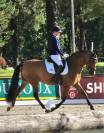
left=96, top=62, right=104, bottom=67
left=0, top=62, right=104, bottom=78
left=96, top=62, right=104, bottom=75
left=82, top=62, right=104, bottom=75
left=96, top=62, right=104, bottom=66
left=0, top=67, right=14, bottom=78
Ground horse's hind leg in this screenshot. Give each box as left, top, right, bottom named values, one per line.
left=7, top=81, right=27, bottom=111
left=32, top=84, right=45, bottom=109
left=16, top=81, right=27, bottom=98
left=74, top=82, right=94, bottom=110
left=12, top=81, right=27, bottom=106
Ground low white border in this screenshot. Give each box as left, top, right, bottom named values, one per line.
left=63, top=99, right=104, bottom=104
left=0, top=99, right=104, bottom=106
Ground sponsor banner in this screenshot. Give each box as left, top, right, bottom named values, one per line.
left=0, top=78, right=59, bottom=100
left=66, top=76, right=104, bottom=100
left=0, top=75, right=104, bottom=105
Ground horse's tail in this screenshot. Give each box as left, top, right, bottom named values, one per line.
left=6, top=63, right=23, bottom=103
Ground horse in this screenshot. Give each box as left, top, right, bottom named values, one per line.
left=6, top=51, right=98, bottom=112
left=0, top=56, right=7, bottom=69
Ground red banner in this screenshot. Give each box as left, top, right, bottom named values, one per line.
left=66, top=75, right=104, bottom=99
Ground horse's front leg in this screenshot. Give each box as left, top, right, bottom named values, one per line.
left=45, top=85, right=67, bottom=113
left=45, top=98, right=66, bottom=113
left=33, top=87, right=45, bottom=110
left=74, top=82, right=95, bottom=110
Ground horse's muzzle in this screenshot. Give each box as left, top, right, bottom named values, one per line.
left=88, top=68, right=96, bottom=76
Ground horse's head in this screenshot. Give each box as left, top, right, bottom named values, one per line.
left=85, top=51, right=98, bottom=76
left=68, top=51, right=98, bottom=76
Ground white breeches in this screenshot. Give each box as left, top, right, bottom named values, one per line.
left=50, top=55, right=63, bottom=66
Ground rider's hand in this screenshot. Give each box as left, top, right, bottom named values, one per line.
left=62, top=53, right=69, bottom=59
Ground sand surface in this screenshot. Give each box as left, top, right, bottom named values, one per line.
left=0, top=104, right=104, bottom=133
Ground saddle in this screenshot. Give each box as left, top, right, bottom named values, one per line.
left=44, top=57, right=68, bottom=75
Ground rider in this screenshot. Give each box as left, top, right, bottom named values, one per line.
left=48, top=25, right=69, bottom=83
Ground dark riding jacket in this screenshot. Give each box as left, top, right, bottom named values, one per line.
left=48, top=35, right=64, bottom=56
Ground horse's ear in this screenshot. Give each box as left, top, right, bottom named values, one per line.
left=82, top=31, right=87, bottom=51
left=91, top=42, right=94, bottom=52
left=83, top=43, right=87, bottom=51
left=93, top=51, right=97, bottom=58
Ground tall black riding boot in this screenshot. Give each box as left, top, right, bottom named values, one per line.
left=55, top=65, right=63, bottom=84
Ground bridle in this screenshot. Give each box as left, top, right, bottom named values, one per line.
left=87, top=52, right=98, bottom=75
left=88, top=53, right=98, bottom=64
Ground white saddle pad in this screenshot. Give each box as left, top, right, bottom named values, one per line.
left=45, top=59, right=68, bottom=75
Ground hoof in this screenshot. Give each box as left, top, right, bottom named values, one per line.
left=7, top=105, right=13, bottom=112
left=91, top=106, right=95, bottom=110
left=7, top=106, right=11, bottom=112
left=45, top=109, right=51, bottom=113
left=50, top=107, right=56, bottom=112
left=45, top=106, right=57, bottom=113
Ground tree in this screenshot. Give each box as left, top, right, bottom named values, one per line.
left=74, top=0, right=104, bottom=52
left=3, top=0, right=46, bottom=65
left=45, top=0, right=57, bottom=53
left=1, top=0, right=104, bottom=64
left=0, top=0, right=15, bottom=54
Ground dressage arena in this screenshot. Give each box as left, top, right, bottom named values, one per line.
left=0, top=104, right=104, bottom=133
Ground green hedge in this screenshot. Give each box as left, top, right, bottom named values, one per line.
left=82, top=62, right=104, bottom=75
left=0, top=67, right=14, bottom=78
left=0, top=62, right=104, bottom=78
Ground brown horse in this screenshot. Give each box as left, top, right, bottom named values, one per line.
left=0, top=56, right=7, bottom=69
left=6, top=51, right=98, bottom=112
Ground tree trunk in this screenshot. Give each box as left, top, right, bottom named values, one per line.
left=45, top=0, right=56, bottom=47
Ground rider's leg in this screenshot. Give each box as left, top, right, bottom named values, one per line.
left=50, top=55, right=63, bottom=83
left=55, top=65, right=63, bottom=82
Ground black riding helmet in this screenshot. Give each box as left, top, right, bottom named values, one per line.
left=52, top=26, right=62, bottom=33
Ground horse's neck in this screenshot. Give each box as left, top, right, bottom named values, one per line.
left=69, top=63, right=83, bottom=74
left=68, top=54, right=85, bottom=74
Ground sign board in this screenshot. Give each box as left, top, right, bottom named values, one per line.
left=0, top=76, right=104, bottom=105
left=0, top=79, right=59, bottom=101
left=64, top=76, right=104, bottom=104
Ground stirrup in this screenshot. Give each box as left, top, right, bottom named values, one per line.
left=54, top=67, right=62, bottom=84
left=57, top=65, right=63, bottom=73
left=54, top=74, right=60, bottom=84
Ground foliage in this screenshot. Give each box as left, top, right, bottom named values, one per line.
left=0, top=0, right=15, bottom=48
left=2, top=0, right=46, bottom=65
left=0, top=0, right=104, bottom=65
left=82, top=62, right=104, bottom=75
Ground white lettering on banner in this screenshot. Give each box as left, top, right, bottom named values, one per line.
left=22, top=83, right=52, bottom=95
left=39, top=82, right=52, bottom=94
left=2, top=83, right=8, bottom=94
left=0, top=83, right=9, bottom=94
left=0, top=81, right=53, bottom=95
left=86, top=82, right=104, bottom=94
left=86, top=83, right=93, bottom=93
left=43, top=85, right=51, bottom=94
left=23, top=84, right=32, bottom=94
left=39, top=82, right=41, bottom=94
left=0, top=86, right=1, bottom=93
left=94, top=82, right=102, bottom=93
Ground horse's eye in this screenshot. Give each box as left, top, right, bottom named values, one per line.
left=89, top=59, right=95, bottom=63
left=89, top=60, right=93, bottom=63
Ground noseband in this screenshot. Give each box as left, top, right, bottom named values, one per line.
left=88, top=52, right=98, bottom=64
